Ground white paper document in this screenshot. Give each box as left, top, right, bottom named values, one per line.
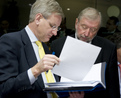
left=44, top=62, right=106, bottom=92
left=60, top=62, right=106, bottom=88
left=52, top=36, right=101, bottom=81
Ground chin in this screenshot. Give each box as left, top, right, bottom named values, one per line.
left=79, top=38, right=87, bottom=42
left=45, top=38, right=50, bottom=42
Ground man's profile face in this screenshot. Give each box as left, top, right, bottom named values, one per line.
left=106, top=19, right=117, bottom=32
left=75, top=17, right=100, bottom=42
left=35, top=13, right=62, bottom=42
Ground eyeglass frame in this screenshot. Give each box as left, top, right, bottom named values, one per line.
left=43, top=15, right=61, bottom=31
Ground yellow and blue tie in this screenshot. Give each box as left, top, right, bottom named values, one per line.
left=36, top=41, right=58, bottom=98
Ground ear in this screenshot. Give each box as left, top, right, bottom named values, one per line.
left=35, top=13, right=43, bottom=25
left=75, top=18, right=78, bottom=29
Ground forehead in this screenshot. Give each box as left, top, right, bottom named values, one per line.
left=79, top=17, right=100, bottom=28
left=47, top=13, right=62, bottom=25
left=48, top=13, right=62, bottom=20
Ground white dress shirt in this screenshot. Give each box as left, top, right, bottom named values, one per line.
left=25, top=26, right=53, bottom=98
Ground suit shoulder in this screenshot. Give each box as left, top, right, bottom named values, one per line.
left=93, top=36, right=116, bottom=48
left=0, top=29, right=26, bottom=47
left=0, top=30, right=23, bottom=40
left=51, top=36, right=67, bottom=44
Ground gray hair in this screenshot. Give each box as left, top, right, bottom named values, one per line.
left=78, top=7, right=102, bottom=26
left=29, top=0, right=65, bottom=23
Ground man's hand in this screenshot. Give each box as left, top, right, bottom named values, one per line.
left=69, top=91, right=85, bottom=98
left=31, top=54, right=60, bottom=78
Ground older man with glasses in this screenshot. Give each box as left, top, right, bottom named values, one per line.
left=51, top=7, right=120, bottom=98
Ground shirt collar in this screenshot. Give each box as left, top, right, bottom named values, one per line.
left=25, top=25, right=38, bottom=43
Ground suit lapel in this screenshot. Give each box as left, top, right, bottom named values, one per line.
left=21, top=29, right=37, bottom=67
left=91, top=36, right=103, bottom=64
left=21, top=29, right=45, bottom=89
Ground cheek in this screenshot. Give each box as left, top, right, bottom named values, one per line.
left=90, top=33, right=96, bottom=38
left=76, top=26, right=83, bottom=34
left=36, top=28, right=46, bottom=41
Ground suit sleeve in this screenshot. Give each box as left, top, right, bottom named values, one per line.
left=0, top=35, right=33, bottom=97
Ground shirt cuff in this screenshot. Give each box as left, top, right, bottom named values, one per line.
left=27, top=68, right=38, bottom=85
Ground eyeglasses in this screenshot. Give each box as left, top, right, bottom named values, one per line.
left=78, top=24, right=98, bottom=33
left=43, top=16, right=61, bottom=31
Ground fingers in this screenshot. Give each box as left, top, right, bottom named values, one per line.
left=39, top=54, right=60, bottom=71
left=42, top=54, right=60, bottom=65
left=69, top=91, right=85, bottom=98
left=31, top=54, right=60, bottom=78
left=80, top=91, right=85, bottom=97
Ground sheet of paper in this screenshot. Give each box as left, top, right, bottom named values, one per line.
left=52, top=36, right=101, bottom=81
left=82, top=63, right=102, bottom=82
left=60, top=62, right=106, bottom=88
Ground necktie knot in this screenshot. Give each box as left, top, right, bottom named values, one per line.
left=36, top=41, right=42, bottom=47
left=36, top=41, right=45, bottom=59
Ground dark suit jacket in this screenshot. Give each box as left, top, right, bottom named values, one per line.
left=97, top=27, right=121, bottom=37
left=51, top=35, right=120, bottom=98
left=0, top=29, right=59, bottom=98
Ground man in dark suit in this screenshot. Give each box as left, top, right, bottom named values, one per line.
left=97, top=16, right=120, bottom=38
left=51, top=7, right=120, bottom=98
left=0, top=0, right=64, bottom=98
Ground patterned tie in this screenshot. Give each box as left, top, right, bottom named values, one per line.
left=36, top=41, right=58, bottom=98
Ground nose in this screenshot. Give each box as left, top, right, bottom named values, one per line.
left=52, top=30, right=57, bottom=36
left=84, top=28, right=90, bottom=37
